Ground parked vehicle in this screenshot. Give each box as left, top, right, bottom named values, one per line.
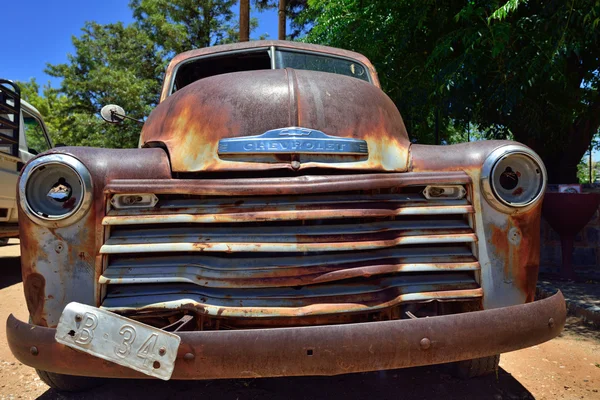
left=0, top=80, right=53, bottom=246
left=6, top=41, right=566, bottom=391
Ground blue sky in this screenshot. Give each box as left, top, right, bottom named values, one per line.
left=1, top=0, right=280, bottom=87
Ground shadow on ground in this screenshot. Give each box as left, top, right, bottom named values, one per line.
left=538, top=276, right=600, bottom=310
left=561, top=316, right=600, bottom=341
left=37, top=366, right=532, bottom=400
left=0, top=244, right=22, bottom=290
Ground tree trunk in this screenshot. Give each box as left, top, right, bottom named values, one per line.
left=521, top=132, right=586, bottom=184
left=524, top=117, right=600, bottom=184
left=511, top=93, right=600, bottom=184
left=240, top=0, right=250, bottom=42
left=553, top=106, right=600, bottom=183
left=278, top=0, right=286, bottom=40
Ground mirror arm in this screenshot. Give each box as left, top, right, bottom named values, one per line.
left=111, top=110, right=144, bottom=124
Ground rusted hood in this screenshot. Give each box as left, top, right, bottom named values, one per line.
left=140, top=69, right=411, bottom=172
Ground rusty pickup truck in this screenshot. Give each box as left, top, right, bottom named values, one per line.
left=7, top=41, right=566, bottom=391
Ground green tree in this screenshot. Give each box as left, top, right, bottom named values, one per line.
left=301, top=0, right=600, bottom=183
left=44, top=22, right=163, bottom=148
left=130, top=0, right=238, bottom=53
left=577, top=134, right=600, bottom=183
left=16, top=78, right=71, bottom=146
left=286, top=0, right=309, bottom=38
left=45, top=1, right=262, bottom=149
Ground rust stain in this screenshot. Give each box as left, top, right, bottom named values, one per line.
left=490, top=224, right=510, bottom=279
left=110, top=288, right=483, bottom=321
left=24, top=273, right=46, bottom=326
left=62, top=196, right=76, bottom=210
left=104, top=172, right=471, bottom=197
left=511, top=210, right=541, bottom=302
left=489, top=209, right=541, bottom=302
left=17, top=147, right=172, bottom=327
left=411, top=141, right=544, bottom=304
left=143, top=66, right=410, bottom=173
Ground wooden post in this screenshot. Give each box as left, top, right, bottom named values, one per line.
left=240, top=0, right=250, bottom=42
left=278, top=0, right=286, bottom=40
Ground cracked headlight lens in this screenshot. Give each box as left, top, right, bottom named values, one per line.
left=482, top=145, right=546, bottom=212
left=19, top=154, right=92, bottom=226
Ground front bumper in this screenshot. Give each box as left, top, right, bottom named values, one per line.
left=7, top=291, right=566, bottom=380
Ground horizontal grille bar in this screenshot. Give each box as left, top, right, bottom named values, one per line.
left=101, top=233, right=476, bottom=254
left=100, top=245, right=479, bottom=288
left=103, top=205, right=473, bottom=225
left=107, top=194, right=467, bottom=215
left=103, top=196, right=473, bottom=225
left=102, top=275, right=482, bottom=318
left=105, top=172, right=471, bottom=197
left=108, top=218, right=471, bottom=239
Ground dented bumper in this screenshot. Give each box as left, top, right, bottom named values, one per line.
left=7, top=291, right=565, bottom=380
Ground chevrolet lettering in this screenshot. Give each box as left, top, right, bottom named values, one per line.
left=218, top=127, right=368, bottom=155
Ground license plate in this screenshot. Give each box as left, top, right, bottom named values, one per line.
left=55, top=302, right=181, bottom=380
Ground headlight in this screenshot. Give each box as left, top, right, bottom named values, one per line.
left=19, top=154, right=93, bottom=227
left=481, top=145, right=546, bottom=212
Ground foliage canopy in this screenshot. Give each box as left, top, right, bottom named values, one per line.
left=301, top=0, right=600, bottom=182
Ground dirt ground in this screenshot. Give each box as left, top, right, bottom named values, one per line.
left=1, top=239, right=599, bottom=400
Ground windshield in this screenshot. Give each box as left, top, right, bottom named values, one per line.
left=274, top=50, right=370, bottom=82
left=170, top=48, right=372, bottom=94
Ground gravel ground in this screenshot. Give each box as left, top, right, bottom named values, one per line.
left=1, top=239, right=599, bottom=399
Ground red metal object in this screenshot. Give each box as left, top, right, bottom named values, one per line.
left=542, top=193, right=600, bottom=279
left=7, top=291, right=566, bottom=380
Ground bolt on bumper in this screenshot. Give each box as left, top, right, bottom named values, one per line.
left=6, top=291, right=566, bottom=380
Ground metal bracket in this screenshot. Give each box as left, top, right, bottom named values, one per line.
left=162, top=315, right=195, bottom=332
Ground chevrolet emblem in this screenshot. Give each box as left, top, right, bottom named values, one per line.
left=218, top=127, right=368, bottom=155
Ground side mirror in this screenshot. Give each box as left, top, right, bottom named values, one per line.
left=100, top=104, right=127, bottom=124
left=100, top=105, right=143, bottom=124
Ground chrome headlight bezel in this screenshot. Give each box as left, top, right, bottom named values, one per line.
left=19, top=154, right=93, bottom=227
left=481, top=145, right=546, bottom=213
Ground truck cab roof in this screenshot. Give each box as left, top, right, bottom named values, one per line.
left=160, top=40, right=380, bottom=102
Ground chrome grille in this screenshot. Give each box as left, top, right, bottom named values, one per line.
left=99, top=173, right=481, bottom=320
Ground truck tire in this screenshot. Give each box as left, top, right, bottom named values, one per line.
left=36, top=369, right=106, bottom=392
left=452, top=354, right=500, bottom=379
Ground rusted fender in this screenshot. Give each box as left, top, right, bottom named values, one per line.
left=411, top=141, right=545, bottom=307
left=18, top=147, right=172, bottom=327
left=7, top=291, right=566, bottom=380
